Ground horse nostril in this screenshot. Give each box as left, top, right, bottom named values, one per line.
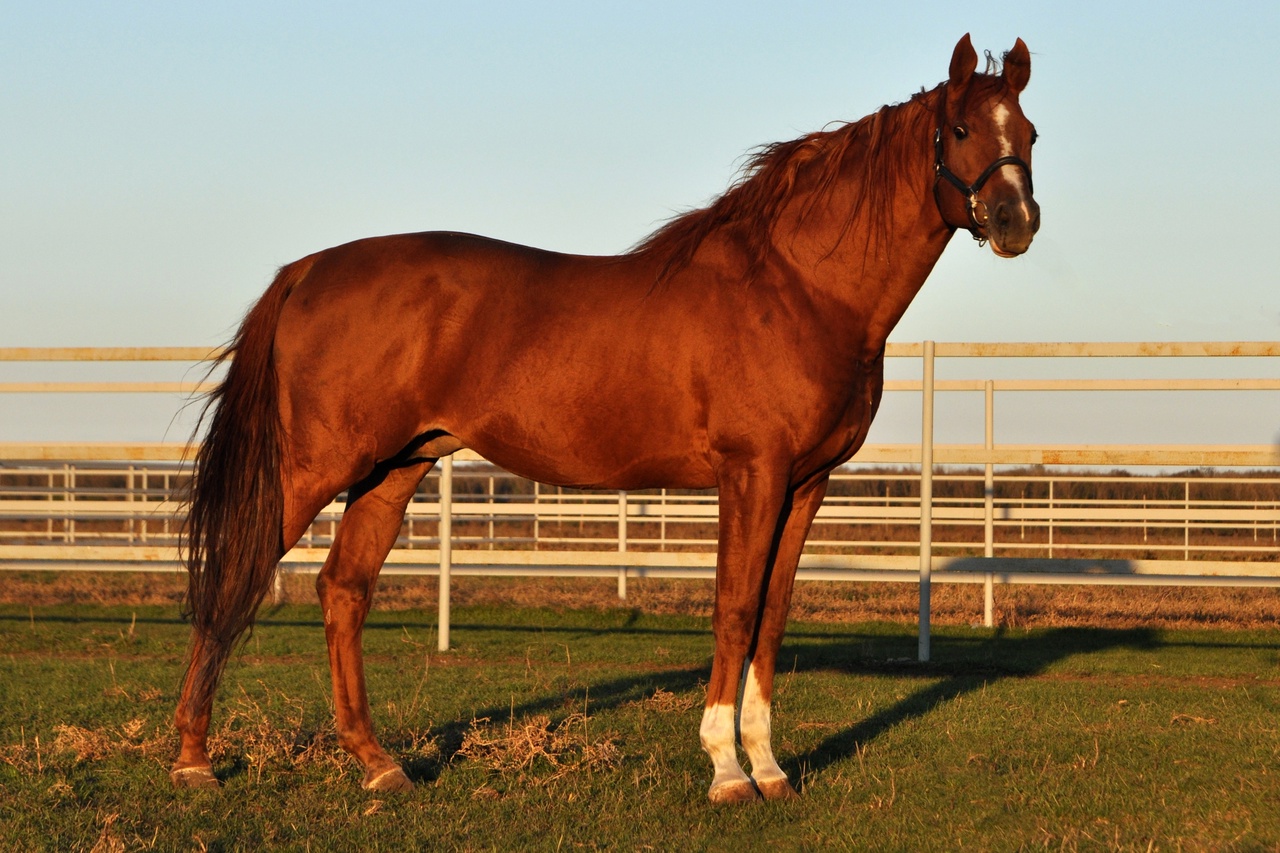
left=995, top=203, right=1012, bottom=230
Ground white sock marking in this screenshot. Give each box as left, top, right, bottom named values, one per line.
left=700, top=702, right=750, bottom=791
left=739, top=663, right=786, bottom=784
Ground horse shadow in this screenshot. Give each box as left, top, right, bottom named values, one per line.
left=386, top=617, right=1172, bottom=787
left=393, top=620, right=711, bottom=783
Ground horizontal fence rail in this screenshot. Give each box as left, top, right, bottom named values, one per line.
left=3, top=342, right=1278, bottom=657
left=3, top=460, right=1276, bottom=556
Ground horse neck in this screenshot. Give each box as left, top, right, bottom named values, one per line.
left=774, top=116, right=953, bottom=362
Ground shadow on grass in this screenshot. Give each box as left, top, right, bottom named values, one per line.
left=390, top=623, right=1175, bottom=787
left=777, top=626, right=1163, bottom=790
left=7, top=603, right=1268, bottom=790
left=397, top=662, right=711, bottom=784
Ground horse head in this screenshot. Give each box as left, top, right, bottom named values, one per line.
left=933, top=34, right=1040, bottom=257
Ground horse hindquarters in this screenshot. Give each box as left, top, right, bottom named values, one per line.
left=172, top=255, right=400, bottom=788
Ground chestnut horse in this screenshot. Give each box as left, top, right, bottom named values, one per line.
left=173, top=34, right=1038, bottom=803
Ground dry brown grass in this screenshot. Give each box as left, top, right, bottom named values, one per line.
left=630, top=686, right=700, bottom=714
left=455, top=711, right=620, bottom=784
left=0, top=571, right=189, bottom=607
left=4, top=569, right=1280, bottom=631
left=51, top=718, right=163, bottom=763
left=0, top=717, right=170, bottom=777
left=0, top=682, right=440, bottom=789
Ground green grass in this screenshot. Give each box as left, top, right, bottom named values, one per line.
left=2, top=602, right=1280, bottom=851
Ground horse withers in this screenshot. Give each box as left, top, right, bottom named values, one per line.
left=172, top=34, right=1038, bottom=803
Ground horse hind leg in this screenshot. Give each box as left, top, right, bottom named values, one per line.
left=317, top=457, right=434, bottom=792
left=170, top=449, right=386, bottom=789
left=170, top=471, right=329, bottom=789
left=171, top=630, right=224, bottom=787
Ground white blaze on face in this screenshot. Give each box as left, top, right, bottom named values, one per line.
left=993, top=103, right=1014, bottom=157
left=991, top=103, right=1033, bottom=221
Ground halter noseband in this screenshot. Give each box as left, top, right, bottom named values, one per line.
left=933, top=128, right=1034, bottom=246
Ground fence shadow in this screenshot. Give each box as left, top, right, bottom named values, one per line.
left=778, top=626, right=1163, bottom=789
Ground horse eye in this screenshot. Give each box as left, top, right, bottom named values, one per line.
left=1030, top=128, right=1039, bottom=145
left=952, top=125, right=968, bottom=140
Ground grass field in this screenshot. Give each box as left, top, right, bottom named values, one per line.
left=3, top=597, right=1280, bottom=851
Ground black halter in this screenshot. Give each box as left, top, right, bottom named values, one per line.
left=933, top=128, right=1033, bottom=246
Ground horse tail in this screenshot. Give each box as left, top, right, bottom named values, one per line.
left=180, top=257, right=312, bottom=705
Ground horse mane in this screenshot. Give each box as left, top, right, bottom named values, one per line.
left=628, top=78, right=984, bottom=281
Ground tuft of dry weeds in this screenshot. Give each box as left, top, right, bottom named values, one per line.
left=455, top=712, right=620, bottom=783
left=203, top=687, right=440, bottom=783
left=52, top=718, right=166, bottom=763
left=204, top=687, right=348, bottom=781
left=0, top=730, right=43, bottom=774
left=1, top=718, right=169, bottom=777
left=630, top=687, right=699, bottom=714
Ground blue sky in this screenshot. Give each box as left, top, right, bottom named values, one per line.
left=2, top=3, right=1277, bottom=448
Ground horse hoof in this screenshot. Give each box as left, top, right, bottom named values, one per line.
left=362, top=765, right=414, bottom=793
left=756, top=777, right=799, bottom=801
left=170, top=765, right=219, bottom=789
left=707, top=779, right=761, bottom=805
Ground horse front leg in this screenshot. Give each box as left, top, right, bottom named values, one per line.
left=738, top=475, right=829, bottom=801
left=701, top=461, right=790, bottom=804
left=316, top=459, right=433, bottom=792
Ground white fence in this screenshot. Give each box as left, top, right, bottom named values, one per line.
left=2, top=342, right=1278, bottom=659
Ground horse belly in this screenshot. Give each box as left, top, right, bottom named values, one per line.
left=445, top=353, right=717, bottom=490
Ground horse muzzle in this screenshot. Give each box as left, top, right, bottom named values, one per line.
left=983, top=193, right=1040, bottom=257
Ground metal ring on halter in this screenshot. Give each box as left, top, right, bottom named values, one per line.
left=966, top=195, right=991, bottom=246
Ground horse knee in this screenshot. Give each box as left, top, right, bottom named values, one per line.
left=712, top=607, right=756, bottom=649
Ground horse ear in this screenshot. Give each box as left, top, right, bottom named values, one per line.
left=1003, top=38, right=1031, bottom=93
left=949, top=33, right=977, bottom=89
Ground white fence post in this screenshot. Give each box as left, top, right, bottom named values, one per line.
left=984, top=378, right=995, bottom=628
left=617, top=490, right=628, bottom=599
left=438, top=455, right=453, bottom=652
left=919, top=340, right=935, bottom=663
